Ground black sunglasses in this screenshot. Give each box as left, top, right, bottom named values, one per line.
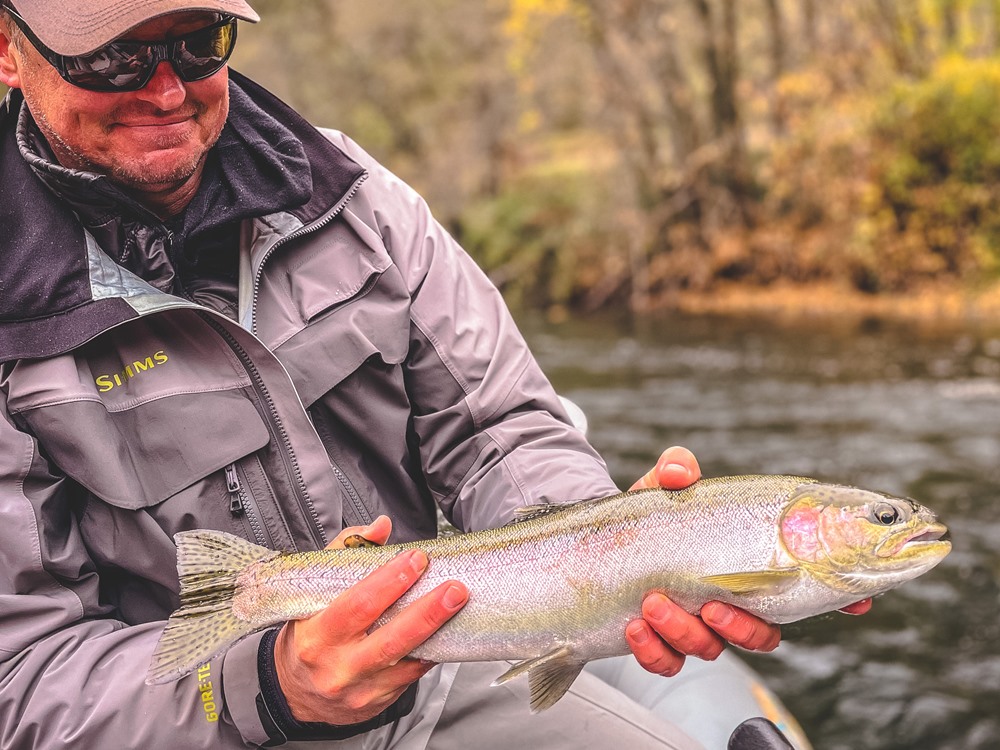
left=4, top=9, right=237, bottom=92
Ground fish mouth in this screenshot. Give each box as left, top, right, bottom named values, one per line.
left=903, top=524, right=948, bottom=545
left=878, top=523, right=951, bottom=557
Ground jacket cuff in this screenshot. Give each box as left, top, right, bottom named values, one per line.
left=220, top=629, right=274, bottom=746
left=255, top=628, right=417, bottom=746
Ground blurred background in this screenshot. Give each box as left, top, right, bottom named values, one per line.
left=230, top=0, right=1000, bottom=320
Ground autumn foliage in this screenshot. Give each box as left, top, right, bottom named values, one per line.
left=10, top=0, right=999, bottom=314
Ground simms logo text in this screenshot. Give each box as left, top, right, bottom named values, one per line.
left=95, top=350, right=169, bottom=392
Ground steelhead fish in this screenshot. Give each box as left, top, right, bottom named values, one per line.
left=146, top=475, right=950, bottom=711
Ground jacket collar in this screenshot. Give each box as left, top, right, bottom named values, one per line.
left=0, top=70, right=366, bottom=362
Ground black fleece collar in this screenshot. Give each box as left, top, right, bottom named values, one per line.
left=17, top=75, right=315, bottom=281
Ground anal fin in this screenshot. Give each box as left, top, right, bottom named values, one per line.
left=492, top=646, right=586, bottom=713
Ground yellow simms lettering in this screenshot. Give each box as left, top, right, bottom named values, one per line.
left=95, top=349, right=171, bottom=392
left=131, top=357, right=155, bottom=373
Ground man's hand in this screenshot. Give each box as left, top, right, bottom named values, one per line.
left=624, top=446, right=870, bottom=677
left=273, top=516, right=469, bottom=725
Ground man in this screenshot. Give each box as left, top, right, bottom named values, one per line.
left=0, top=2, right=868, bottom=747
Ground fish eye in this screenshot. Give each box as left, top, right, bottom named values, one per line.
left=872, top=503, right=901, bottom=525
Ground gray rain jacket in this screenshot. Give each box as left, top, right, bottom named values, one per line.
left=0, top=74, right=618, bottom=747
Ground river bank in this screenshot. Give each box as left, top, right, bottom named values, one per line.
left=661, top=280, right=1000, bottom=326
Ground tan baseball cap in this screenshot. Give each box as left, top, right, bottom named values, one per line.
left=7, top=0, right=260, bottom=56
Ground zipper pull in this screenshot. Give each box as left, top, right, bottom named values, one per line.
left=225, top=463, right=244, bottom=515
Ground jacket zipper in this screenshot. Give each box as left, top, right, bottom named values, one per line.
left=310, top=409, right=375, bottom=528
left=332, top=463, right=373, bottom=526
left=225, top=462, right=244, bottom=514
left=225, top=461, right=270, bottom=547
left=226, top=170, right=368, bottom=543
left=205, top=315, right=326, bottom=551
left=250, top=172, right=368, bottom=336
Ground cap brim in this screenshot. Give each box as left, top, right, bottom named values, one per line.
left=11, top=0, right=260, bottom=56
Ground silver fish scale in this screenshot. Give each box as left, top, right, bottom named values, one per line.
left=242, top=476, right=815, bottom=662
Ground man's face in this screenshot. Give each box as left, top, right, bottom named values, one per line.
left=0, top=12, right=229, bottom=194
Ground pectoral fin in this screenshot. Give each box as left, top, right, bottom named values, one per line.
left=492, top=646, right=586, bottom=712
left=699, top=568, right=800, bottom=595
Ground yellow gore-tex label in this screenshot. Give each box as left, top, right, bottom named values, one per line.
left=197, top=663, right=219, bottom=723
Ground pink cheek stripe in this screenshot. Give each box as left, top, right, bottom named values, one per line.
left=781, top=506, right=822, bottom=562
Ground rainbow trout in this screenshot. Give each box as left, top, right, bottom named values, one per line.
left=146, top=475, right=950, bottom=710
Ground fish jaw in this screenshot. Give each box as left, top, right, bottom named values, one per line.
left=850, top=514, right=952, bottom=586
left=874, top=522, right=950, bottom=559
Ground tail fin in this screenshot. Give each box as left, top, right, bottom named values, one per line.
left=145, top=529, right=279, bottom=685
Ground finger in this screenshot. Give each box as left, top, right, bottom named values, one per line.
left=642, top=593, right=724, bottom=661
left=630, top=446, right=702, bottom=491
left=701, top=602, right=781, bottom=653
left=359, top=581, right=468, bottom=671
left=625, top=619, right=685, bottom=677
left=316, top=549, right=429, bottom=635
left=839, top=598, right=872, bottom=615
left=326, top=516, right=393, bottom=550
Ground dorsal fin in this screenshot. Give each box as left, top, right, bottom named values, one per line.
left=508, top=499, right=589, bottom=524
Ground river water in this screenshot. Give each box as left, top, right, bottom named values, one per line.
left=520, top=311, right=1000, bottom=750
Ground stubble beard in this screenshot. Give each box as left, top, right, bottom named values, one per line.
left=32, top=102, right=222, bottom=193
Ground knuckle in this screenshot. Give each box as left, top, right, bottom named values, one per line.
left=725, top=620, right=756, bottom=647
left=313, top=667, right=349, bottom=700
left=295, top=632, right=327, bottom=669
left=298, top=643, right=323, bottom=669
left=421, top=602, right=449, bottom=631
left=647, top=652, right=684, bottom=677
left=668, top=626, right=703, bottom=655
left=674, top=627, right=723, bottom=660
left=631, top=633, right=684, bottom=677
left=342, top=690, right=375, bottom=714
left=701, top=642, right=725, bottom=661
left=729, top=615, right=777, bottom=651
left=376, top=637, right=407, bottom=666
left=755, top=628, right=782, bottom=653
left=346, top=589, right=383, bottom=624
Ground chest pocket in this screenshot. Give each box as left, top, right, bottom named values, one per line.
left=4, top=313, right=271, bottom=510
left=257, top=220, right=411, bottom=408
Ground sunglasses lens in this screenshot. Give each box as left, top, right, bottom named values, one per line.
left=57, top=19, right=236, bottom=92
left=175, top=21, right=236, bottom=81
left=63, top=43, right=155, bottom=92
